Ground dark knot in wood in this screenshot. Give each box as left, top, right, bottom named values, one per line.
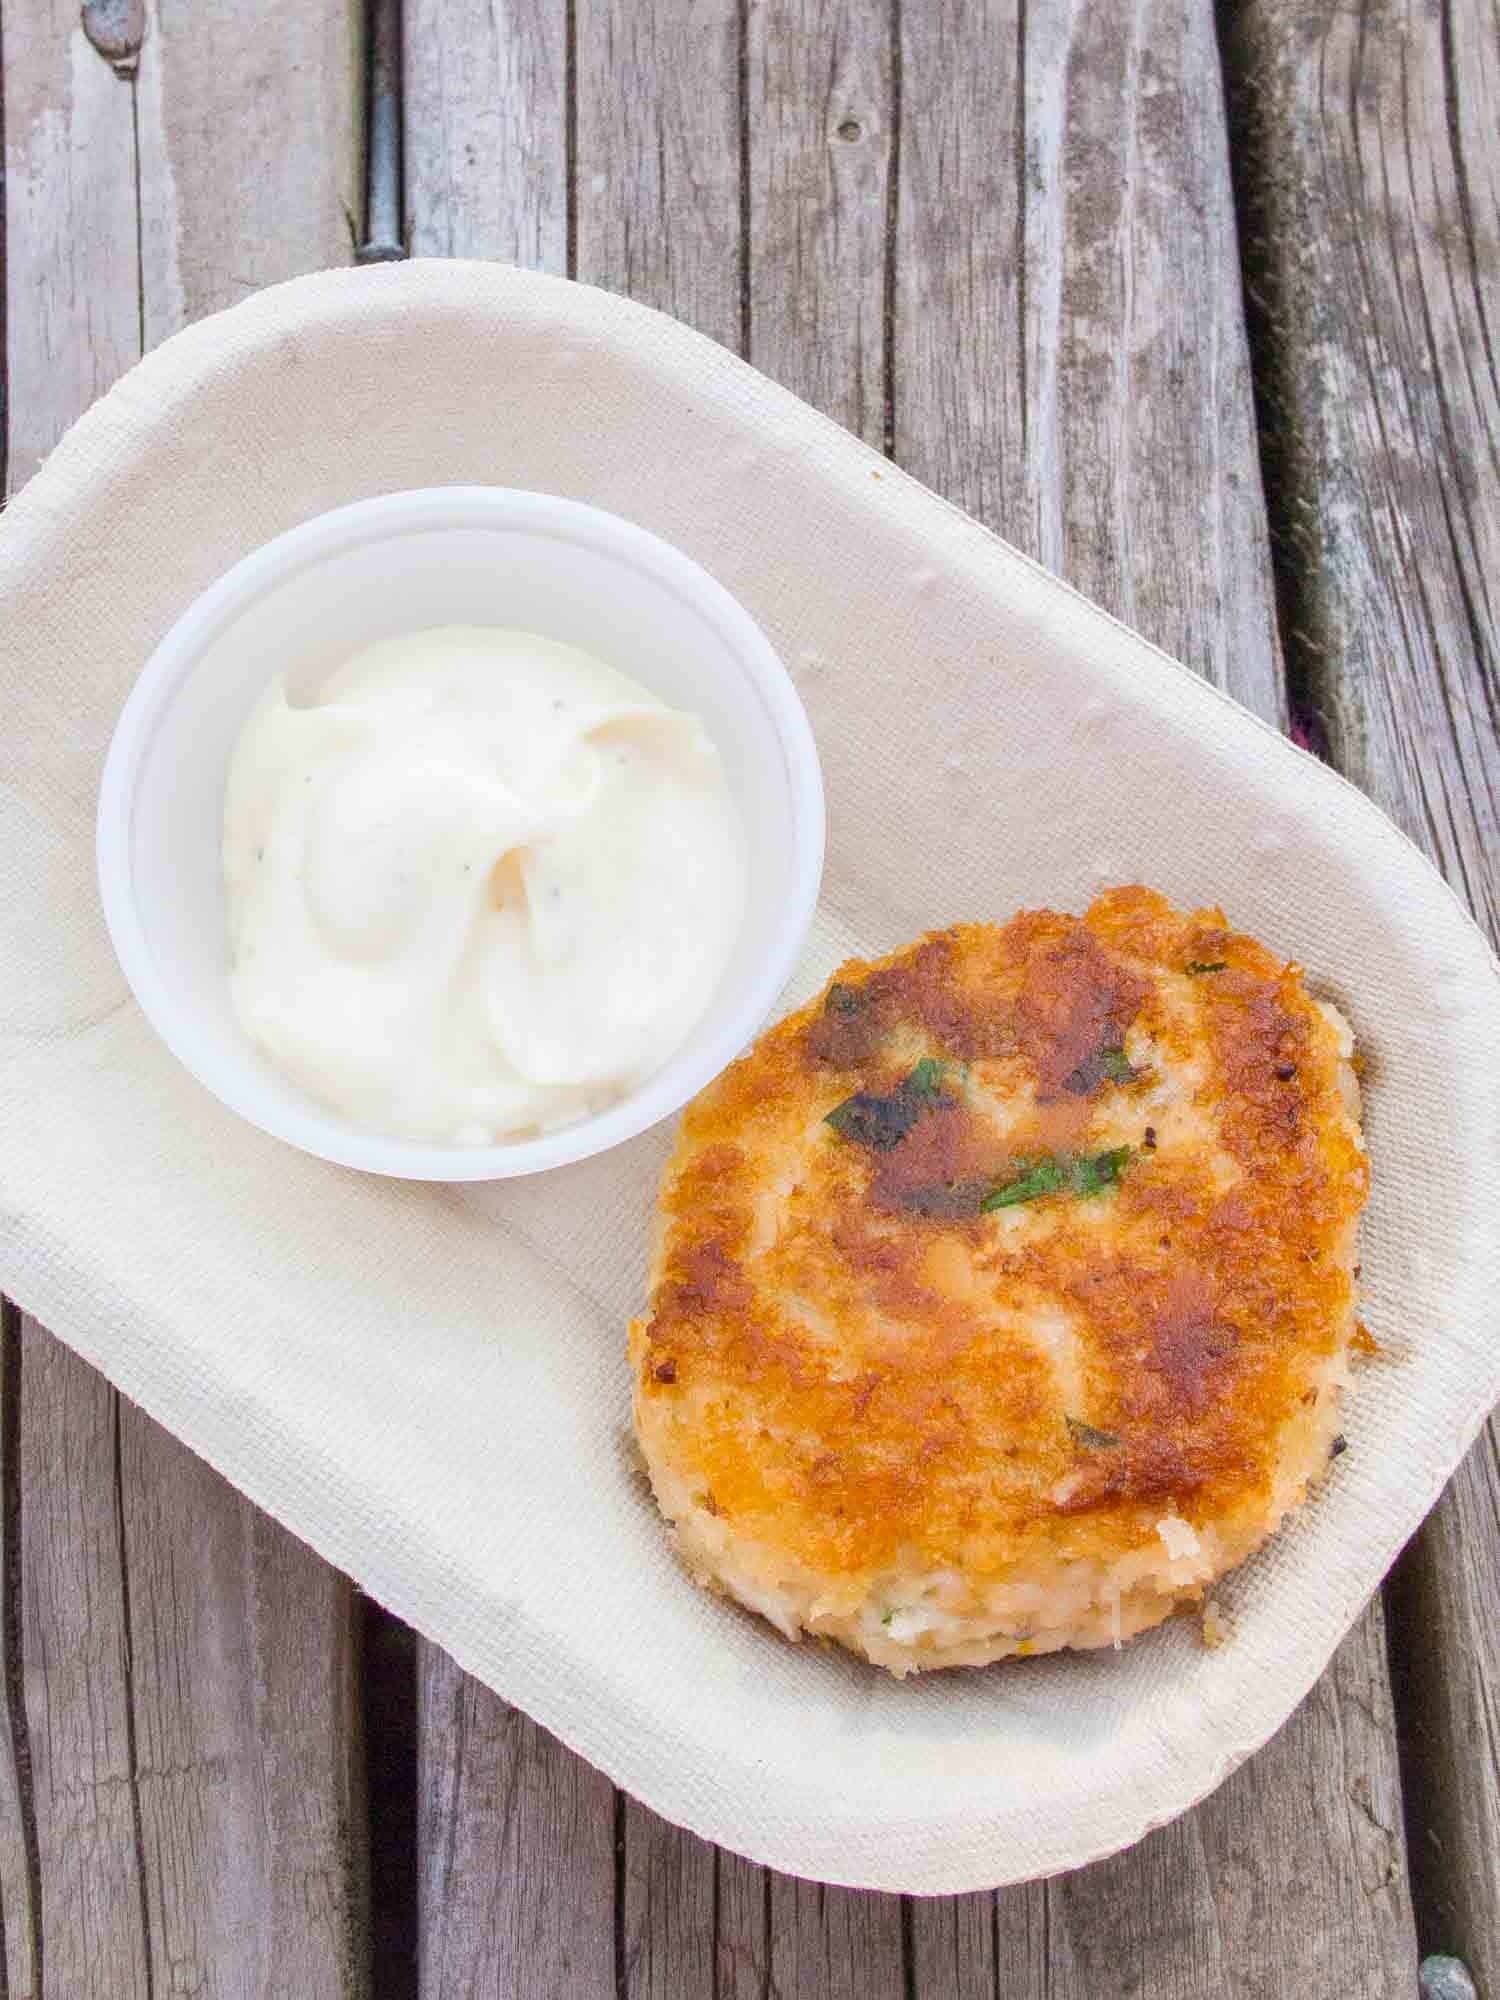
left=81, top=0, right=146, bottom=75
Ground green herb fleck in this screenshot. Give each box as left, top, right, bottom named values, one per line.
left=1066, top=1416, right=1122, bottom=1450
left=825, top=1060, right=950, bottom=1151
left=981, top=1158, right=1070, bottom=1209
left=881, top=1609, right=895, bottom=1628
left=1185, top=960, right=1228, bottom=975
left=1100, top=1045, right=1140, bottom=1083
left=980, top=1146, right=1133, bottom=1212
left=1071, top=1145, right=1133, bottom=1195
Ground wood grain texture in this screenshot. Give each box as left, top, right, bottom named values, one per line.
left=909, top=1887, right=998, bottom=2000
left=0, top=1317, right=370, bottom=2000
left=137, top=0, right=362, bottom=341
left=576, top=0, right=742, bottom=346
left=746, top=0, right=893, bottom=445
left=402, top=0, right=566, bottom=266
left=714, top=1850, right=772, bottom=2000
left=3, top=1320, right=150, bottom=2000
left=2, top=2, right=366, bottom=1993
left=895, top=0, right=1285, bottom=721
left=913, top=1633, right=1411, bottom=2000
left=766, top=1877, right=906, bottom=2000
left=620, top=1800, right=716, bottom=1998
left=1226, top=0, right=1500, bottom=1986
left=417, top=1645, right=615, bottom=1998
left=119, top=1419, right=366, bottom=1998
left=2, top=0, right=139, bottom=487
left=981, top=1622, right=1412, bottom=1999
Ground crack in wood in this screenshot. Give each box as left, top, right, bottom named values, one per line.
left=613, top=1788, right=629, bottom=2000
left=0, top=0, right=7, bottom=510
left=1216, top=0, right=1336, bottom=755
left=360, top=1600, right=416, bottom=1999
left=0, top=1304, right=42, bottom=2000
left=737, top=0, right=751, bottom=359
left=880, top=0, right=901, bottom=459
left=564, top=0, right=578, bottom=276
left=111, top=1395, right=158, bottom=2000
left=359, top=0, right=406, bottom=261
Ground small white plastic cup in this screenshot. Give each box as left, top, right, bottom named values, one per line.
left=97, top=487, right=825, bottom=1179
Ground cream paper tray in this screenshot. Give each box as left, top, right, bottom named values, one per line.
left=1, top=261, right=1496, bottom=1894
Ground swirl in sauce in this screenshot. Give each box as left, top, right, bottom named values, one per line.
left=223, top=627, right=745, bottom=1143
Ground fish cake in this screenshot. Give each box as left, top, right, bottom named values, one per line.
left=629, top=887, right=1366, bottom=1675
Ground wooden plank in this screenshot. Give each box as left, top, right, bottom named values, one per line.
left=119, top=1417, right=367, bottom=1997
left=417, top=1646, right=615, bottom=1998
left=895, top=2, right=1416, bottom=1993
left=620, top=1800, right=716, bottom=1998
left=1225, top=1, right=1500, bottom=1987
left=575, top=0, right=741, bottom=345
left=767, top=1877, right=908, bottom=2000
left=719, top=1852, right=914, bottom=2000
left=402, top=0, right=565, bottom=267
left=895, top=0, right=1284, bottom=721
left=715, top=1849, right=772, bottom=2000
left=2, top=1, right=367, bottom=1993
left=3, top=1316, right=149, bottom=2000
left=2, top=1311, right=369, bottom=2000
left=976, top=1624, right=1413, bottom=1997
left=137, top=0, right=362, bottom=341
left=2, top=0, right=139, bottom=488
left=746, top=0, right=892, bottom=446
left=909, top=1885, right=999, bottom=2000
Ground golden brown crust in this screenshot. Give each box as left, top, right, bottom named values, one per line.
left=632, top=887, right=1366, bottom=1627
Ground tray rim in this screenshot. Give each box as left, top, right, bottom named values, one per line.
left=2, top=256, right=1498, bottom=1892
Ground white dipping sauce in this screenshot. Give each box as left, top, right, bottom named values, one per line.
left=223, top=626, right=745, bottom=1144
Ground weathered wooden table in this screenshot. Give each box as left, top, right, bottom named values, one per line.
left=2, top=2, right=1496, bottom=1993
